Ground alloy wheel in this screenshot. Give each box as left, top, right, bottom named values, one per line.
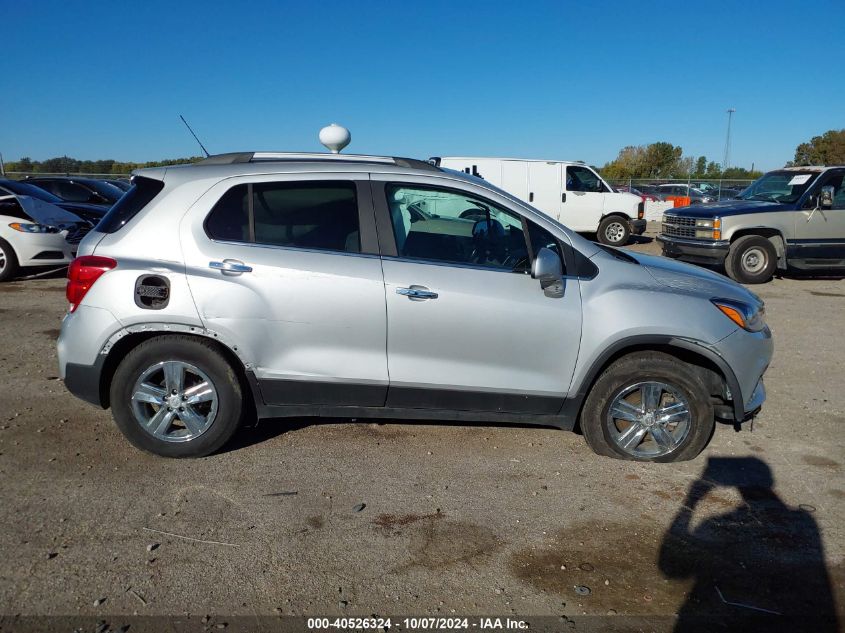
left=605, top=381, right=691, bottom=458
left=130, top=361, right=219, bottom=443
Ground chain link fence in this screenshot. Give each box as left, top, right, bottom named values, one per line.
left=606, top=177, right=755, bottom=202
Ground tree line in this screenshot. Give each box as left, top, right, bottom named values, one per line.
left=599, top=128, right=845, bottom=181
left=3, top=129, right=842, bottom=178
left=2, top=155, right=204, bottom=175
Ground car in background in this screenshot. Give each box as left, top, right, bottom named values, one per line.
left=615, top=185, right=659, bottom=202
left=104, top=179, right=132, bottom=192
left=0, top=179, right=107, bottom=225
left=634, top=184, right=667, bottom=200
left=0, top=190, right=90, bottom=282
left=655, top=184, right=715, bottom=204
left=24, top=177, right=124, bottom=207
left=713, top=186, right=744, bottom=201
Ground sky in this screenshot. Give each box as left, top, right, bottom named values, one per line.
left=1, top=0, right=843, bottom=170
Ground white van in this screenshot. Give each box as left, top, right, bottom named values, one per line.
left=435, top=157, right=646, bottom=245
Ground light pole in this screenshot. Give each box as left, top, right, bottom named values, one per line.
left=723, top=108, right=735, bottom=171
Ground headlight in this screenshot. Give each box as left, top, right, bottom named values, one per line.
left=712, top=298, right=766, bottom=332
left=8, top=222, right=60, bottom=233
left=695, top=217, right=721, bottom=240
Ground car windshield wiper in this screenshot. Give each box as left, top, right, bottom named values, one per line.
left=746, top=194, right=779, bottom=202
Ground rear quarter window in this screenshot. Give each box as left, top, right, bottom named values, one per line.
left=96, top=176, right=165, bottom=233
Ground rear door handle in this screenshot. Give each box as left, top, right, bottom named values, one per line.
left=209, top=259, right=253, bottom=275
left=396, top=286, right=438, bottom=300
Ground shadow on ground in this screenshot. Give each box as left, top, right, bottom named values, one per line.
left=658, top=456, right=839, bottom=632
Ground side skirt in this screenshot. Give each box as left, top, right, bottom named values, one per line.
left=246, top=373, right=577, bottom=430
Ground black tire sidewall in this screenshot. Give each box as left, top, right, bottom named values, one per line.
left=598, top=216, right=630, bottom=246
left=581, top=353, right=715, bottom=462
left=0, top=238, right=19, bottom=282
left=728, top=236, right=776, bottom=284
left=110, top=336, right=243, bottom=458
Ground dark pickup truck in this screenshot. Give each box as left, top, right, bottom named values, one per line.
left=657, top=166, right=845, bottom=283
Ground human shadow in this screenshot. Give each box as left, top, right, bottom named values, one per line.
left=658, top=456, right=839, bottom=632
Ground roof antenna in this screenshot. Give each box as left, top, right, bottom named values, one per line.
left=179, top=115, right=210, bottom=157
left=319, top=124, right=351, bottom=154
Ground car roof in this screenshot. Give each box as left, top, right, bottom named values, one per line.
left=26, top=176, right=104, bottom=183
left=134, top=152, right=448, bottom=185
left=779, top=165, right=832, bottom=172
left=438, top=156, right=587, bottom=165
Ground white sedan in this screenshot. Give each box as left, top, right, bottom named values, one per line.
left=0, top=193, right=89, bottom=282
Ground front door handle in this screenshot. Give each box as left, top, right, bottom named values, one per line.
left=209, top=259, right=253, bottom=275
left=396, top=286, right=438, bottom=301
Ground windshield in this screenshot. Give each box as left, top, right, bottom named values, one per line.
left=737, top=170, right=819, bottom=204
left=0, top=179, right=64, bottom=203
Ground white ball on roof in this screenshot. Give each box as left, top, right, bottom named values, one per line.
left=319, top=124, right=351, bottom=154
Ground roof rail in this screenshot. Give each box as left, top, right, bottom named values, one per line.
left=197, top=152, right=396, bottom=166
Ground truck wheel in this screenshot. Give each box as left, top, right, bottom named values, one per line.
left=0, top=238, right=20, bottom=282
left=581, top=352, right=715, bottom=462
left=110, top=335, right=244, bottom=458
left=725, top=235, right=776, bottom=284
left=598, top=216, right=630, bottom=246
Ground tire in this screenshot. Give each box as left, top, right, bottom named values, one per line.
left=580, top=352, right=715, bottom=463
left=725, top=235, right=776, bottom=284
left=597, top=215, right=631, bottom=246
left=109, top=335, right=244, bottom=457
left=0, top=238, right=20, bottom=282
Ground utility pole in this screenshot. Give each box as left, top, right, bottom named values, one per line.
left=0, top=153, right=5, bottom=177
left=723, top=108, right=736, bottom=171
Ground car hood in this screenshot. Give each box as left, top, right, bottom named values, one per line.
left=624, top=249, right=762, bottom=306
left=669, top=199, right=792, bottom=218
left=15, top=195, right=86, bottom=226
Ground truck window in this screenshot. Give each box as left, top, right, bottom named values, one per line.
left=566, top=166, right=605, bottom=193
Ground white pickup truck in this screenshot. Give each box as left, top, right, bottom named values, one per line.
left=435, top=157, right=646, bottom=245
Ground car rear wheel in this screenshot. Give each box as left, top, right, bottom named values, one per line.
left=581, top=352, right=715, bottom=462
left=597, top=216, right=630, bottom=246
left=0, top=238, right=20, bottom=282
left=110, top=335, right=244, bottom=457
left=725, top=235, right=776, bottom=284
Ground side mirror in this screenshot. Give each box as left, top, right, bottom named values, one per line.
left=532, top=247, right=563, bottom=290
left=820, top=185, right=834, bottom=208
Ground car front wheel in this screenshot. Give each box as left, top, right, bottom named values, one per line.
left=725, top=235, right=776, bottom=284
left=581, top=352, right=715, bottom=462
left=110, top=335, right=244, bottom=457
left=597, top=216, right=631, bottom=246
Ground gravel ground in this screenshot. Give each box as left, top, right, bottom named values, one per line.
left=0, top=223, right=843, bottom=631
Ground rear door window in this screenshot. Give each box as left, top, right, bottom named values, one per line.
left=205, top=181, right=360, bottom=253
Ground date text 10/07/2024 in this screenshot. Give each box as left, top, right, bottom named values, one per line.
left=307, top=617, right=530, bottom=630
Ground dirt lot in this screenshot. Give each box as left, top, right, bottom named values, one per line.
left=0, top=225, right=843, bottom=631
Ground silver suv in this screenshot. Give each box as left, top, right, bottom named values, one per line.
left=58, top=152, right=773, bottom=462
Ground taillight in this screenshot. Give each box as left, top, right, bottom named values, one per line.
left=66, top=256, right=117, bottom=312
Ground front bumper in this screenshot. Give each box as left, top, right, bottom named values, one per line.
left=630, top=219, right=647, bottom=235
left=657, top=235, right=730, bottom=264
left=13, top=232, right=76, bottom=267
left=716, top=325, right=773, bottom=421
